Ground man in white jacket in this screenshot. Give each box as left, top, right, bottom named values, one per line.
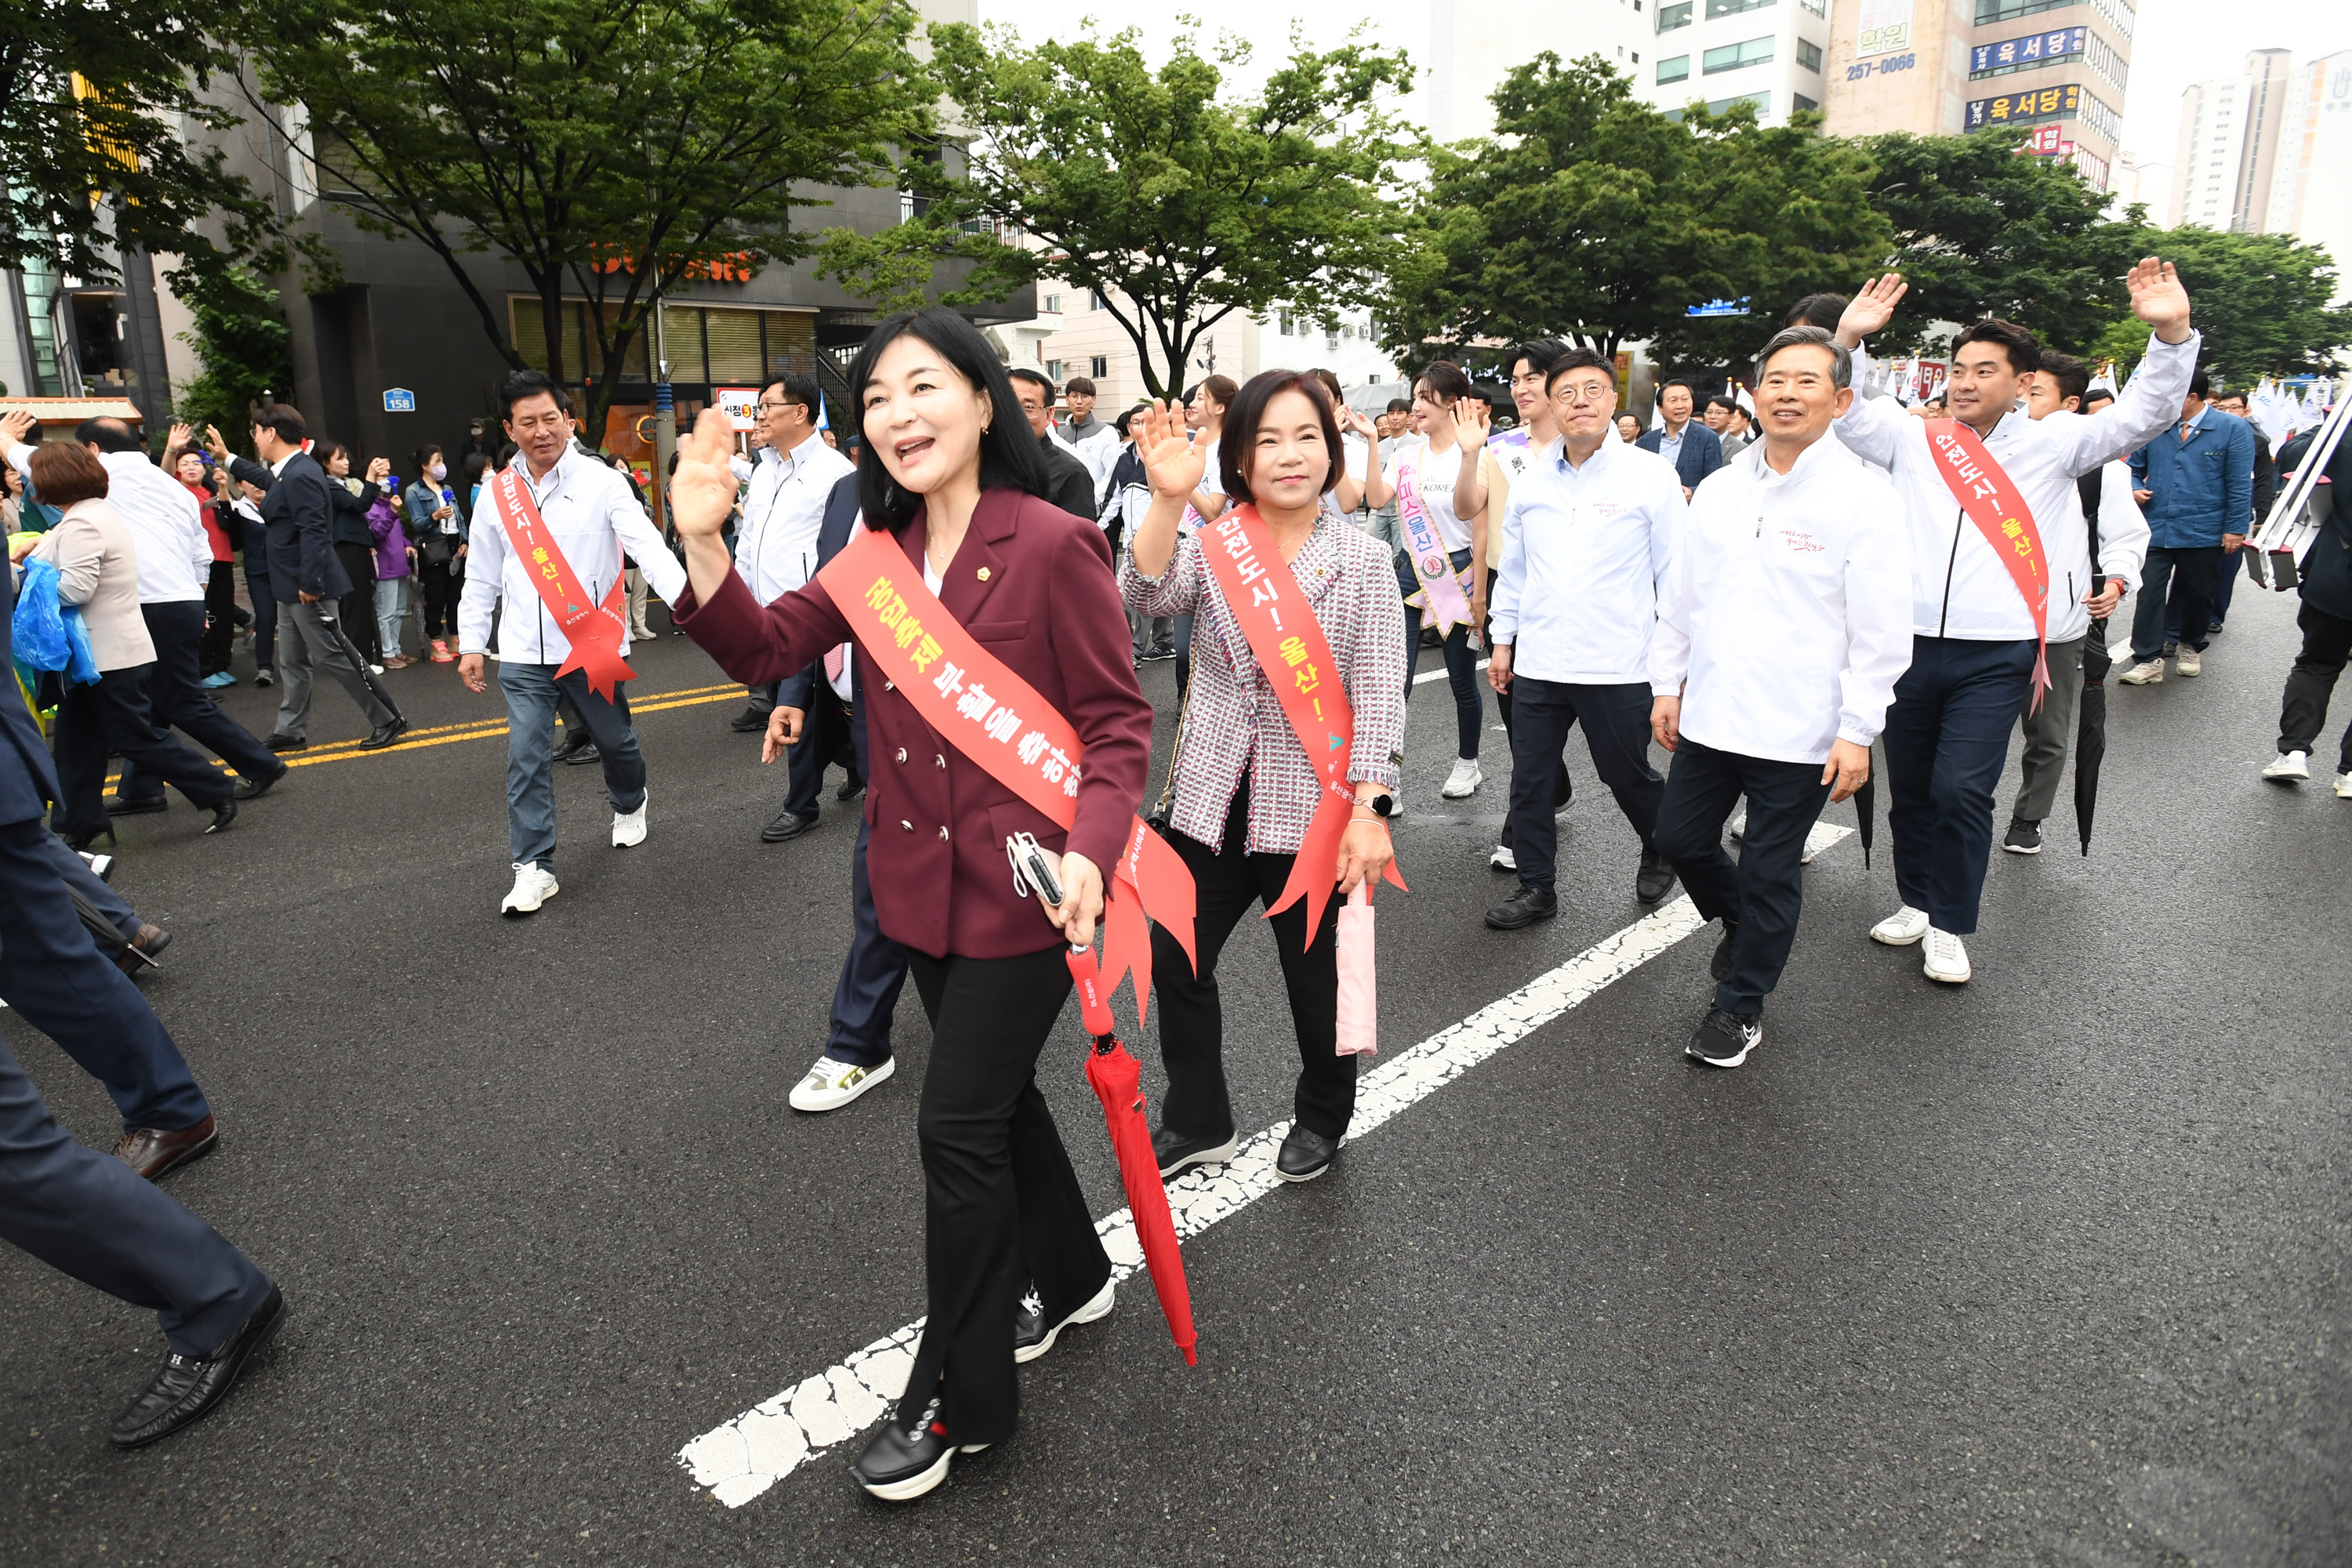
left=2003, top=355, right=2151, bottom=855
left=1650, top=327, right=1914, bottom=1069
left=1828, top=261, right=2196, bottom=982
left=458, top=372, right=688, bottom=916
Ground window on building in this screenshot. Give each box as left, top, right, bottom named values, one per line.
left=1793, top=93, right=1820, bottom=111
left=1633, top=50, right=1641, bottom=63
left=1279, top=312, right=1294, bottom=336
left=1658, top=55, right=1690, bottom=83
left=1703, top=36, right=1775, bottom=74
left=1091, top=355, right=1108, bottom=379
left=1706, top=0, right=1774, bottom=16
left=1046, top=359, right=1064, bottom=379
left=1796, top=38, right=1823, bottom=71
left=1657, top=2, right=1692, bottom=31
left=1043, top=293, right=1061, bottom=314
left=1801, top=0, right=1824, bottom=13
left=1091, top=289, right=1109, bottom=310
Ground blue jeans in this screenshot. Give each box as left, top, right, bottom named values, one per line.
left=499, top=662, right=647, bottom=867
left=1883, top=635, right=2036, bottom=936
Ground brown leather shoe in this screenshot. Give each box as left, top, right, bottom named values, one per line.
left=111, top=924, right=171, bottom=975
left=114, top=1116, right=219, bottom=1181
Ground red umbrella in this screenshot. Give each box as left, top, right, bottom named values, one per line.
left=1067, top=943, right=1198, bottom=1367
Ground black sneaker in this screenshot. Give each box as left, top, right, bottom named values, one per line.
left=561, top=740, right=601, bottom=766
left=1686, top=1007, right=1763, bottom=1069
left=1011, top=1276, right=1115, bottom=1363
left=1275, top=1123, right=1341, bottom=1182
left=1635, top=850, right=1677, bottom=905
left=851, top=1400, right=984, bottom=1501
left=729, top=706, right=771, bottom=734
left=1153, top=1123, right=1238, bottom=1178
left=1484, top=883, right=1558, bottom=931
left=2002, top=818, right=2043, bottom=855
left=1709, top=920, right=1739, bottom=982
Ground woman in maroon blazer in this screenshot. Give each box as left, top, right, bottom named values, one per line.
left=666, top=307, right=1152, bottom=1502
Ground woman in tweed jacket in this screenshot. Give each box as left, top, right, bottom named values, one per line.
left=1122, top=371, right=1406, bottom=1185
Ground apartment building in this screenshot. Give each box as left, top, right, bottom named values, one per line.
left=2169, top=49, right=2293, bottom=230
left=1642, top=0, right=1837, bottom=127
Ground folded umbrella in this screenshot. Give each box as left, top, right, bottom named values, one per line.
left=1067, top=943, right=1198, bottom=1367
left=1852, top=748, right=1875, bottom=870
left=2074, top=620, right=2110, bottom=855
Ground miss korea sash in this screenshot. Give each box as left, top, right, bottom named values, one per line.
left=1195, top=505, right=1407, bottom=948
left=485, top=465, right=634, bottom=699
left=814, top=524, right=1196, bottom=1019
left=1392, top=441, right=1475, bottom=635
left=1926, top=420, right=2053, bottom=710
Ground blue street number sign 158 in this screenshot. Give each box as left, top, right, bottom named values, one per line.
left=383, top=388, right=416, bottom=413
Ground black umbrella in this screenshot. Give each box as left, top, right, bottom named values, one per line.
left=2073, top=617, right=2111, bottom=855
left=1852, top=743, right=1875, bottom=869
left=68, top=883, right=156, bottom=970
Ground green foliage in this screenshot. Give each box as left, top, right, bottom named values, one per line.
left=1857, top=129, right=2147, bottom=357
left=2089, top=227, right=2352, bottom=386
left=245, top=0, right=931, bottom=437
left=0, top=0, right=282, bottom=281
left=171, top=267, right=293, bottom=452
left=1380, top=55, right=1888, bottom=373
left=825, top=22, right=1417, bottom=397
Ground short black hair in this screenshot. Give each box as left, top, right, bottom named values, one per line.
left=1705, top=394, right=1740, bottom=416
left=1114, top=405, right=1147, bottom=437
left=1007, top=367, right=1054, bottom=399
left=463, top=452, right=492, bottom=487
left=1385, top=397, right=1412, bottom=416
left=499, top=369, right=571, bottom=419
left=254, top=403, right=306, bottom=445
left=2038, top=351, right=2089, bottom=408
left=310, top=437, right=349, bottom=472
left=1062, top=376, right=1097, bottom=398
left=1785, top=292, right=1847, bottom=332
left=1952, top=319, right=2041, bottom=376
left=844, top=306, right=1050, bottom=532
left=2188, top=368, right=2212, bottom=398
left=412, top=445, right=445, bottom=477
left=760, top=369, right=822, bottom=419
left=1221, top=369, right=1345, bottom=505
left=1511, top=339, right=1573, bottom=379
left=2082, top=386, right=2115, bottom=410
left=76, top=416, right=143, bottom=453
left=1544, top=347, right=1616, bottom=392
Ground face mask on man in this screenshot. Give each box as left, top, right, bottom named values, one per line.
left=428, top=462, right=448, bottom=481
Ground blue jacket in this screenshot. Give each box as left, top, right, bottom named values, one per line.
left=774, top=474, right=868, bottom=774
left=0, top=579, right=64, bottom=828
left=2129, top=408, right=2256, bottom=549
left=1635, top=420, right=1725, bottom=492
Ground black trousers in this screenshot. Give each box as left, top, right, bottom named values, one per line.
left=200, top=561, right=239, bottom=675
left=1652, top=737, right=1832, bottom=1017
left=2132, top=546, right=2220, bottom=661
left=1153, top=784, right=1353, bottom=1143
left=335, top=542, right=379, bottom=664
left=53, top=666, right=231, bottom=834
left=897, top=944, right=1111, bottom=1446
left=2278, top=601, right=2352, bottom=771
left=116, top=600, right=280, bottom=800
left=416, top=557, right=464, bottom=639
left=1504, top=676, right=1661, bottom=890
left=782, top=679, right=860, bottom=820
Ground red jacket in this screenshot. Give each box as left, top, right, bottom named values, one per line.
left=676, top=488, right=1152, bottom=960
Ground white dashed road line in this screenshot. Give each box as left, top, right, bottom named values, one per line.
left=676, top=822, right=1855, bottom=1508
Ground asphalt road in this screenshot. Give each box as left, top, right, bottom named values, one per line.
left=2, top=578, right=2345, bottom=1567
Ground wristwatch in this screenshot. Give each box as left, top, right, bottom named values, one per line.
left=1363, top=793, right=1399, bottom=819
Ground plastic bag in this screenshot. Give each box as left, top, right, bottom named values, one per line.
left=11, top=557, right=101, bottom=685
left=1335, top=882, right=1377, bottom=1057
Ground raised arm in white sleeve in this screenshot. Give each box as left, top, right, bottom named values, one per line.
left=1830, top=346, right=1907, bottom=470
left=2055, top=331, right=2200, bottom=477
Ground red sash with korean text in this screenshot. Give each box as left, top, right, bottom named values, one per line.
left=486, top=466, right=633, bottom=699
left=814, top=524, right=1195, bottom=1019
left=1926, top=419, right=2053, bottom=710
left=1194, top=505, right=1406, bottom=949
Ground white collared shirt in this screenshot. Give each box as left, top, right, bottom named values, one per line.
left=730, top=432, right=855, bottom=605
left=1652, top=433, right=1915, bottom=765
left=457, top=446, right=687, bottom=663
left=1836, top=331, right=2196, bottom=641
left=1490, top=435, right=1683, bottom=685
left=7, top=443, right=209, bottom=604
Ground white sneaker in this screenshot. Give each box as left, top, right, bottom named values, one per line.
left=1922, top=927, right=1971, bottom=983
left=1489, top=840, right=1515, bottom=872
left=2336, top=771, right=2352, bottom=800
left=2174, top=646, right=2201, bottom=677
left=788, top=1052, right=895, bottom=1113
left=612, top=788, right=648, bottom=848
left=501, top=861, right=558, bottom=917
left=1870, top=904, right=1930, bottom=946
left=2262, top=750, right=2310, bottom=782
left=1441, top=758, right=1483, bottom=799
left=2118, top=659, right=2164, bottom=685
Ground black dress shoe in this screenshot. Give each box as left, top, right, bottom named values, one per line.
left=1636, top=850, right=1678, bottom=906
left=233, top=764, right=290, bottom=800
left=760, top=809, right=818, bottom=844
left=1275, top=1123, right=1341, bottom=1182
left=108, top=1283, right=284, bottom=1449
left=851, top=1405, right=983, bottom=1501
left=358, top=717, right=408, bottom=751
left=203, top=799, right=238, bottom=834
left=107, top=794, right=169, bottom=816
left=836, top=776, right=867, bottom=802
left=1484, top=883, right=1559, bottom=931
left=729, top=706, right=772, bottom=734
left=1152, top=1122, right=1238, bottom=1178
left=561, top=740, right=602, bottom=766
left=264, top=733, right=307, bottom=753
left=552, top=730, right=590, bottom=760
left=63, top=828, right=114, bottom=852
left=1710, top=920, right=1739, bottom=983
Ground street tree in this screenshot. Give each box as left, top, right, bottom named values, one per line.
left=824, top=23, right=1417, bottom=398
left=1858, top=129, right=2147, bottom=358
left=246, top=0, right=930, bottom=438
left=2088, top=227, right=2352, bottom=386
left=1382, top=55, right=1886, bottom=376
